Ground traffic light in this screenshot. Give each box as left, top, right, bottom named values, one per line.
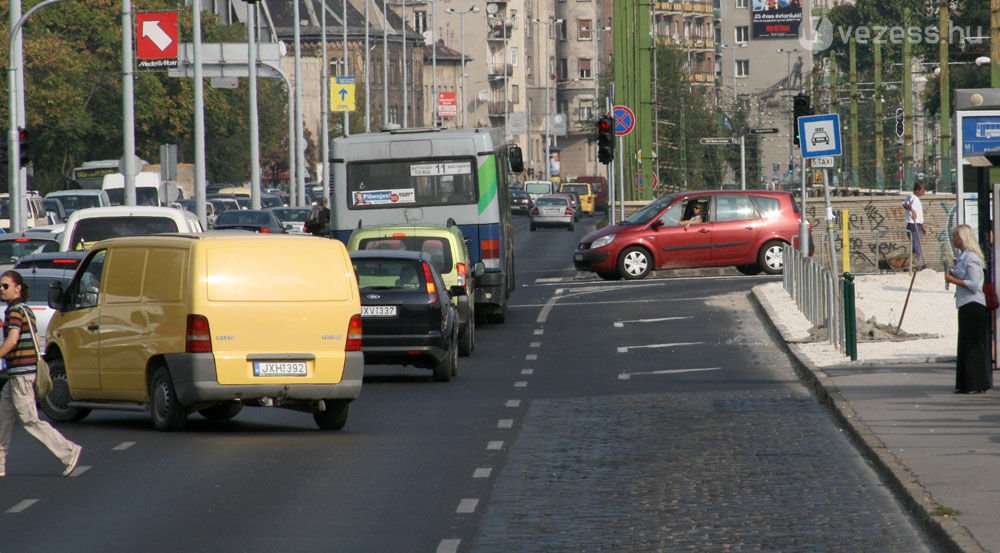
left=17, top=127, right=29, bottom=166
left=895, top=107, right=904, bottom=138
left=596, top=116, right=615, bottom=164
left=792, top=93, right=811, bottom=147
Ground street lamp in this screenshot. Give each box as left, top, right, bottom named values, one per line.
left=776, top=47, right=800, bottom=89
left=532, top=17, right=563, bottom=181
left=583, top=24, right=611, bottom=175
left=446, top=6, right=480, bottom=128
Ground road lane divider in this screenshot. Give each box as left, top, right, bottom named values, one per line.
left=497, top=419, right=514, bottom=429
left=473, top=468, right=492, bottom=478
left=514, top=381, right=528, bottom=388
left=613, top=316, right=692, bottom=328
left=487, top=441, right=504, bottom=450
left=112, top=441, right=136, bottom=451
left=6, top=499, right=38, bottom=514
left=506, top=399, right=521, bottom=407
left=456, top=499, right=479, bottom=514
left=618, top=367, right=723, bottom=380
left=617, top=341, right=704, bottom=353
left=436, top=539, right=461, bottom=553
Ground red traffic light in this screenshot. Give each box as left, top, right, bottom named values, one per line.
left=597, top=118, right=612, bottom=132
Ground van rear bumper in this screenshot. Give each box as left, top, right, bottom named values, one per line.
left=164, top=352, right=365, bottom=405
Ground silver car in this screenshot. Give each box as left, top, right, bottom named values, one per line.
left=529, top=195, right=575, bottom=232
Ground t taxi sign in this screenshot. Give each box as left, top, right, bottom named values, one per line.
left=136, top=11, right=179, bottom=69
left=797, top=113, right=842, bottom=159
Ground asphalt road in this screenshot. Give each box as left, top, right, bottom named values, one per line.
left=0, top=215, right=943, bottom=553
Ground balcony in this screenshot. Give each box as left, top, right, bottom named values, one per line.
left=488, top=63, right=514, bottom=80
left=488, top=101, right=510, bottom=117
left=656, top=36, right=715, bottom=50
left=487, top=16, right=513, bottom=41
left=687, top=71, right=715, bottom=84
left=654, top=1, right=714, bottom=14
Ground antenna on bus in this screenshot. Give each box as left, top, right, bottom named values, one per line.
left=446, top=217, right=456, bottom=228
left=357, top=219, right=363, bottom=229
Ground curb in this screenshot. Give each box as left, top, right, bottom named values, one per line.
left=749, top=285, right=989, bottom=553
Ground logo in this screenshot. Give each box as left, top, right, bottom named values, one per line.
left=799, top=15, right=834, bottom=52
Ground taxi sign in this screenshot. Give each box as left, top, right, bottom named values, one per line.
left=798, top=113, right=842, bottom=158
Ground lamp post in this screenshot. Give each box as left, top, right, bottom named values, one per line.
left=777, top=47, right=800, bottom=89
left=533, top=17, right=563, bottom=181
left=446, top=6, right=480, bottom=128
left=585, top=24, right=611, bottom=175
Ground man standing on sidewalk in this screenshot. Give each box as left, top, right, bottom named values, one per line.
left=903, top=183, right=927, bottom=269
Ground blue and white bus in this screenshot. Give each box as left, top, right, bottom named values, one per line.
left=331, top=127, right=523, bottom=323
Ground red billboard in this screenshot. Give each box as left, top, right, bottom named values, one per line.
left=136, top=11, right=179, bottom=69
left=437, top=92, right=457, bottom=120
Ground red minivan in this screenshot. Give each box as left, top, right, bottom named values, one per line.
left=573, top=190, right=810, bottom=280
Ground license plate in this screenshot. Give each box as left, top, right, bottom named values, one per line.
left=362, top=305, right=398, bottom=317
left=574, top=253, right=583, bottom=261
left=253, top=361, right=307, bottom=377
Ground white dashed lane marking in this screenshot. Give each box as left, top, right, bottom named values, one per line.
left=525, top=354, right=537, bottom=360
left=6, top=499, right=38, bottom=513
left=437, top=539, right=461, bottom=553
left=487, top=441, right=504, bottom=450
left=521, top=369, right=533, bottom=375
left=529, top=342, right=541, bottom=348
left=112, top=441, right=136, bottom=451
left=617, top=341, right=703, bottom=353
left=533, top=329, right=544, bottom=335
left=457, top=499, right=479, bottom=514
left=473, top=468, right=493, bottom=478
left=514, top=381, right=528, bottom=388
left=506, top=399, right=521, bottom=407
left=498, top=419, right=514, bottom=429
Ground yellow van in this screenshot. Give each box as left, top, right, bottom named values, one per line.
left=41, top=233, right=363, bottom=431
left=558, top=182, right=595, bottom=215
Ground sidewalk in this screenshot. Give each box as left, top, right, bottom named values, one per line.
left=753, top=269, right=999, bottom=553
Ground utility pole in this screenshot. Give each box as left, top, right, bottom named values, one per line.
left=992, top=0, right=999, bottom=87
left=874, top=40, right=884, bottom=191
left=902, top=7, right=913, bottom=192
left=249, top=0, right=262, bottom=209
left=850, top=38, right=859, bottom=189
left=938, top=0, right=952, bottom=191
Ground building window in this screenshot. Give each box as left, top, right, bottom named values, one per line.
left=413, top=11, right=427, bottom=34
left=558, top=20, right=568, bottom=41
left=558, top=58, right=568, bottom=81
left=579, top=58, right=592, bottom=79
left=579, top=101, right=594, bottom=121
left=511, top=47, right=518, bottom=66
left=735, top=26, right=749, bottom=43
left=330, top=58, right=346, bottom=76
left=526, top=55, right=533, bottom=77
left=736, top=59, right=749, bottom=77
left=558, top=100, right=569, bottom=116
left=736, top=0, right=748, bottom=7
left=578, top=19, right=592, bottom=40
left=512, top=84, right=519, bottom=103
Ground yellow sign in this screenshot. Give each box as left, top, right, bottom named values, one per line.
left=331, top=79, right=355, bottom=112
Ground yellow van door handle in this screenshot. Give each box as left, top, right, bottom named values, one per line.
left=86, top=324, right=99, bottom=332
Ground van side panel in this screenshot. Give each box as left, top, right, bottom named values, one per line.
left=195, top=240, right=360, bottom=386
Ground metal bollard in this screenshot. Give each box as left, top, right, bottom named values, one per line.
left=843, top=272, right=857, bottom=360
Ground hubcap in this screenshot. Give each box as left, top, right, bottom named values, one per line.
left=153, top=380, right=171, bottom=419
left=624, top=252, right=648, bottom=276
left=765, top=247, right=783, bottom=270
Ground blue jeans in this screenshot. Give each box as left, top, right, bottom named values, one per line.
left=906, top=223, right=923, bottom=259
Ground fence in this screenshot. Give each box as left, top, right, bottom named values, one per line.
left=782, top=243, right=846, bottom=352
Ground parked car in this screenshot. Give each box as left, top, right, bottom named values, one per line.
left=530, top=195, right=575, bottom=232
left=45, top=190, right=112, bottom=216
left=0, top=234, right=61, bottom=271
left=59, top=206, right=204, bottom=251
left=13, top=251, right=88, bottom=353
left=573, top=190, right=810, bottom=280
left=213, top=209, right=286, bottom=233
left=268, top=207, right=313, bottom=234
left=510, top=189, right=533, bottom=215
left=349, top=250, right=462, bottom=382
left=0, top=193, right=48, bottom=231
left=346, top=222, right=484, bottom=356
left=41, top=234, right=363, bottom=431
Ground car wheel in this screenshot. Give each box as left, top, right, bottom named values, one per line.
left=150, top=367, right=187, bottom=431
left=597, top=271, right=622, bottom=281
left=198, top=401, right=243, bottom=421
left=459, top=313, right=475, bottom=357
left=568, top=222, right=575, bottom=231
left=736, top=264, right=764, bottom=276
left=313, top=400, right=350, bottom=430
left=433, top=339, right=457, bottom=382
left=530, top=224, right=536, bottom=231
left=618, top=246, right=653, bottom=280
left=758, top=240, right=786, bottom=275
left=38, top=356, right=90, bottom=423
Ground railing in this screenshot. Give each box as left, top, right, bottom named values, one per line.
left=782, top=243, right=846, bottom=352
left=488, top=63, right=513, bottom=78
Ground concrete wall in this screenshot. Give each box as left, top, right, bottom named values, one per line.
left=620, top=192, right=959, bottom=273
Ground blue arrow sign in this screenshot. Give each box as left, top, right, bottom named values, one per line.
left=340, top=89, right=348, bottom=101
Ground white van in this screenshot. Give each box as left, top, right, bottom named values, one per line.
left=46, top=190, right=112, bottom=216
left=0, top=193, right=49, bottom=231
left=101, top=172, right=183, bottom=206
left=523, top=180, right=555, bottom=203
left=59, top=206, right=203, bottom=251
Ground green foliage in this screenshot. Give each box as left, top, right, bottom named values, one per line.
left=0, top=1, right=290, bottom=192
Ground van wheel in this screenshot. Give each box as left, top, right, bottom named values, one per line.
left=758, top=240, right=786, bottom=275
left=618, top=246, right=652, bottom=280
left=38, top=357, right=90, bottom=423
left=736, top=264, right=763, bottom=276
left=313, top=400, right=350, bottom=430
left=459, top=316, right=475, bottom=357
left=150, top=367, right=187, bottom=431
left=198, top=401, right=243, bottom=421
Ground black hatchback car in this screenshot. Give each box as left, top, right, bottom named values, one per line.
left=510, top=189, right=533, bottom=215
left=213, top=209, right=287, bottom=233
left=350, top=250, right=463, bottom=382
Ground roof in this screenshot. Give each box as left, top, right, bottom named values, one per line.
left=349, top=249, right=429, bottom=262
left=261, top=0, right=417, bottom=41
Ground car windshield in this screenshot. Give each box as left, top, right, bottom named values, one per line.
left=261, top=196, right=284, bottom=208
left=271, top=208, right=311, bottom=223
left=105, top=188, right=160, bottom=206
left=622, top=195, right=675, bottom=226
left=535, top=197, right=567, bottom=207
left=358, top=236, right=454, bottom=274
left=69, top=217, right=179, bottom=250
left=0, top=239, right=59, bottom=265
left=352, top=259, right=426, bottom=291
left=23, top=274, right=74, bottom=298
left=525, top=183, right=552, bottom=195
left=215, top=210, right=271, bottom=226
left=561, top=184, right=589, bottom=195
left=50, top=194, right=102, bottom=214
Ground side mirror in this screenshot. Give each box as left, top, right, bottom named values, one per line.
left=472, top=261, right=486, bottom=278
left=508, top=145, right=525, bottom=173
left=650, top=219, right=664, bottom=230
left=48, top=281, right=65, bottom=311
left=449, top=285, right=467, bottom=297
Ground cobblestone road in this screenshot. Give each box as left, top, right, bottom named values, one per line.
left=471, top=388, right=939, bottom=552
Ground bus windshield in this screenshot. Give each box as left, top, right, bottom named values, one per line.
left=346, top=158, right=478, bottom=209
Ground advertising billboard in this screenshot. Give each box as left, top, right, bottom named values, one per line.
left=751, top=0, right=802, bottom=39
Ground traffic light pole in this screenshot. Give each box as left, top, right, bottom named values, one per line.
left=799, top=154, right=809, bottom=256
left=618, top=134, right=625, bottom=222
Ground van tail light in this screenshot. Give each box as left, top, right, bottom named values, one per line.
left=186, top=314, right=212, bottom=353
left=259, top=227, right=271, bottom=233
left=422, top=262, right=439, bottom=304
left=456, top=262, right=467, bottom=287
left=565, top=207, right=573, bottom=216
left=346, top=314, right=362, bottom=351
left=480, top=239, right=500, bottom=270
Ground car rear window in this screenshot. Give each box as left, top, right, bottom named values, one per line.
left=215, top=211, right=270, bottom=226
left=352, top=259, right=426, bottom=291
left=14, top=255, right=83, bottom=270
left=50, top=194, right=102, bottom=213
left=560, top=184, right=590, bottom=196
left=0, top=239, right=60, bottom=264
left=105, top=188, right=160, bottom=206
left=23, top=274, right=74, bottom=295
left=69, top=217, right=180, bottom=250
left=535, top=197, right=568, bottom=207
left=750, top=195, right=783, bottom=218
left=358, top=236, right=454, bottom=274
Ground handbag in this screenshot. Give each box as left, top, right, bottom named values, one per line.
left=985, top=282, right=1000, bottom=312
left=17, top=306, right=51, bottom=398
